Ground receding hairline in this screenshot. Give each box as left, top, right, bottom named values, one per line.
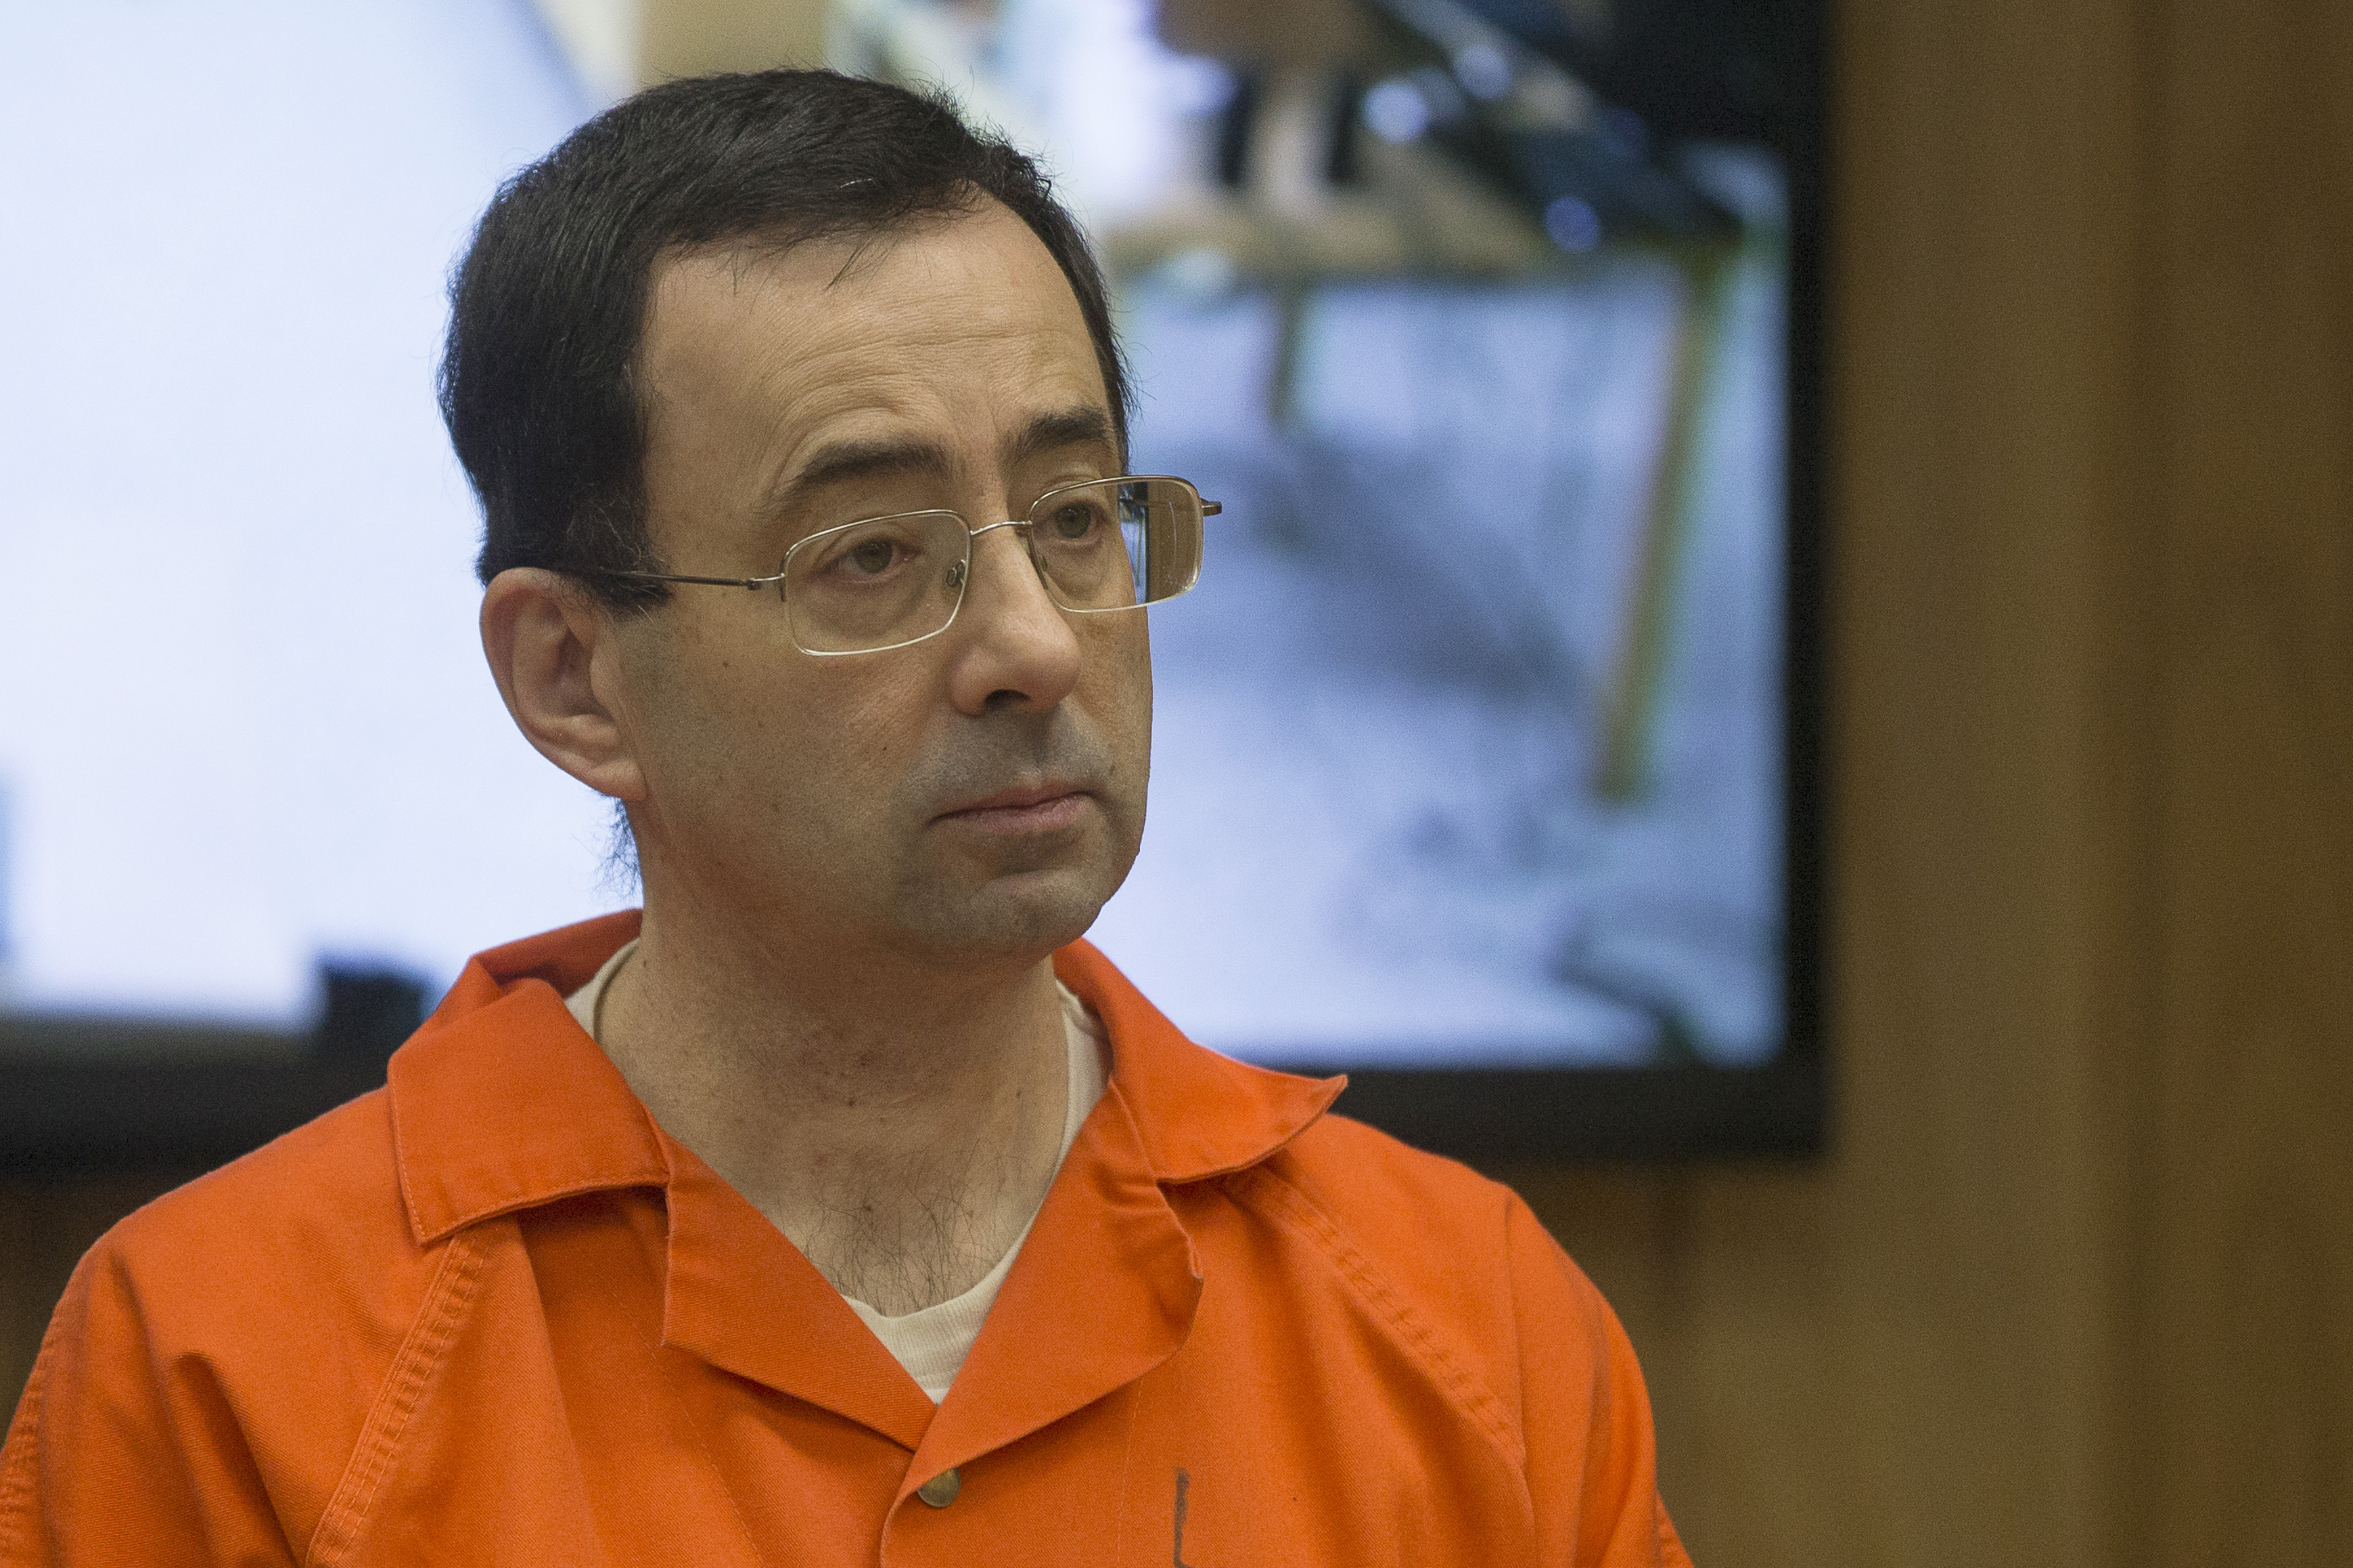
left=646, top=183, right=1030, bottom=296
left=632, top=192, right=1101, bottom=414
left=633, top=196, right=1125, bottom=487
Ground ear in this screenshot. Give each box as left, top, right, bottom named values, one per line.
left=480, top=568, right=647, bottom=803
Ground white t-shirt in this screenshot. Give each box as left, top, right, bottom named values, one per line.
left=565, top=940, right=1109, bottom=1402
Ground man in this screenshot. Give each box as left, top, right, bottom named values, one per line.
left=2, top=71, right=1690, bottom=1566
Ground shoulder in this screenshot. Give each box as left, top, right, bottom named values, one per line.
left=1225, top=1110, right=1670, bottom=1531
left=1238, top=1108, right=1618, bottom=1377
left=1272, top=1107, right=1507, bottom=1218
left=1268, top=1108, right=1592, bottom=1283
left=77, top=1087, right=432, bottom=1367
left=6, top=1092, right=437, bottom=1561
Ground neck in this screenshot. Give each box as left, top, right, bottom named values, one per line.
left=595, top=891, right=1072, bottom=1316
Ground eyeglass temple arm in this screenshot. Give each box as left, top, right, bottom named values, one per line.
left=596, top=570, right=780, bottom=591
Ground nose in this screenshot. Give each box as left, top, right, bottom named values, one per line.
left=944, top=522, right=1081, bottom=715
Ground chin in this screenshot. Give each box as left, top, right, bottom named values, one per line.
left=896, top=862, right=1118, bottom=963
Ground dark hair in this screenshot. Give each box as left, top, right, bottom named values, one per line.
left=440, top=70, right=1130, bottom=609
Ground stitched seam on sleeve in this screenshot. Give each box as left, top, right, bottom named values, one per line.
left=0, top=1296, right=71, bottom=1550
left=303, top=1227, right=489, bottom=1567
left=1223, top=1165, right=1524, bottom=1469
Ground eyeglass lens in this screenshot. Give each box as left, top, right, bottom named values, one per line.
left=779, top=478, right=1204, bottom=655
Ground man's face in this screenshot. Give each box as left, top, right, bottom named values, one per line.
left=609, top=202, right=1149, bottom=969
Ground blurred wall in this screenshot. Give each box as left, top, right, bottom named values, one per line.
left=4, top=0, right=2348, bottom=1563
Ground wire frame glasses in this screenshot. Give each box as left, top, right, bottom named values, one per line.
left=593, top=475, right=1218, bottom=655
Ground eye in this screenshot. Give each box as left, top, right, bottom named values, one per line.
left=845, top=536, right=897, bottom=575
left=1049, top=502, right=1099, bottom=540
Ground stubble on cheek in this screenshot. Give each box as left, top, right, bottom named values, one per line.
left=877, top=716, right=1113, bottom=953
left=631, top=603, right=1154, bottom=959
left=883, top=649, right=1151, bottom=954
left=618, top=614, right=849, bottom=929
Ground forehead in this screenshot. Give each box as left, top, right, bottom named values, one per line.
left=635, top=203, right=1111, bottom=499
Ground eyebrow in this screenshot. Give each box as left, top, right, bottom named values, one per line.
left=767, top=404, right=1120, bottom=520
left=786, top=435, right=951, bottom=500
left=1003, top=405, right=1117, bottom=469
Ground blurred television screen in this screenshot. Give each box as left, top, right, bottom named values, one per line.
left=1, top=0, right=1814, bottom=1088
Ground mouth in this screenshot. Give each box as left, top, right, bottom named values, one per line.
left=935, top=780, right=1095, bottom=834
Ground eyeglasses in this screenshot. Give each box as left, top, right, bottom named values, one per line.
left=588, top=475, right=1219, bottom=655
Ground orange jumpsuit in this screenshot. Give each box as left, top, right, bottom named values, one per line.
left=2, top=913, right=1691, bottom=1566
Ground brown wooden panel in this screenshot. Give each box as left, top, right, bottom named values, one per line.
left=2147, top=0, right=2353, bottom=1561
left=1577, top=0, right=2149, bottom=1560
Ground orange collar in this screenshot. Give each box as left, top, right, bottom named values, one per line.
left=387, top=912, right=1344, bottom=1249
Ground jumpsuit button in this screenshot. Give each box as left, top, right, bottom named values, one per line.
left=917, top=1468, right=961, bottom=1508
